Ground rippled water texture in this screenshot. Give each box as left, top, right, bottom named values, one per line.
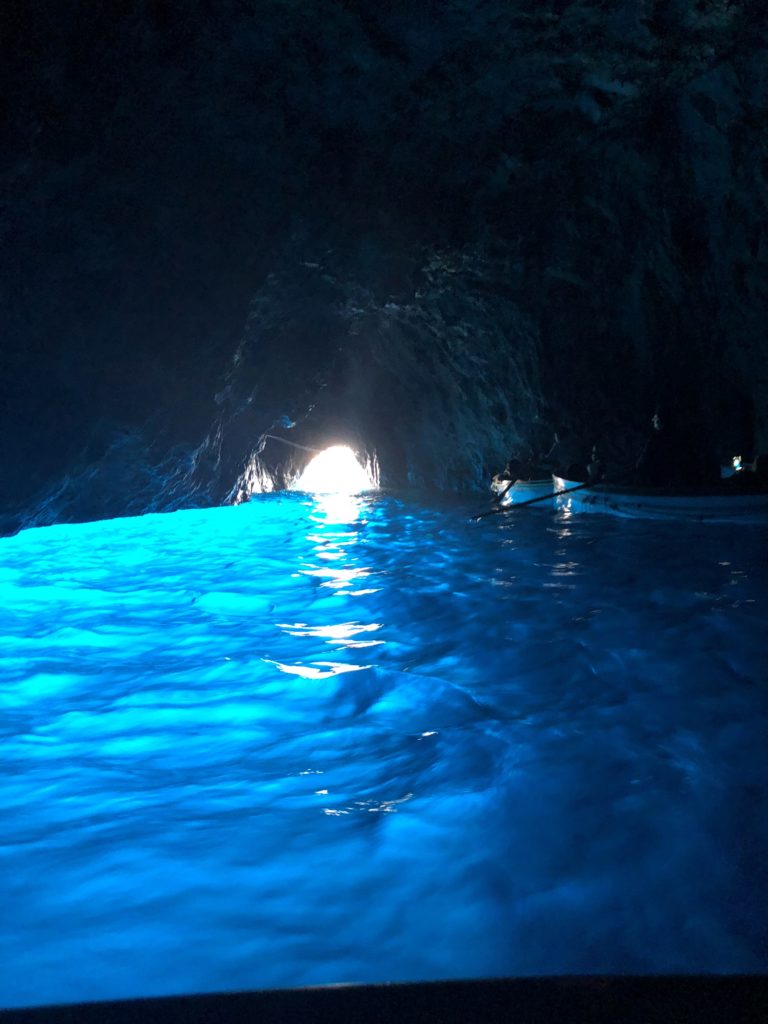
left=1, top=493, right=767, bottom=1008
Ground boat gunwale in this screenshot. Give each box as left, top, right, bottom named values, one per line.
left=554, top=478, right=768, bottom=501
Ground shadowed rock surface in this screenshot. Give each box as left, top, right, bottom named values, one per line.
left=2, top=0, right=767, bottom=531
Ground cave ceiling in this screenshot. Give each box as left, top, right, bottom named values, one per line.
left=2, top=0, right=767, bottom=530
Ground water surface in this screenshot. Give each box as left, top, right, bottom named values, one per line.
left=1, top=493, right=766, bottom=1008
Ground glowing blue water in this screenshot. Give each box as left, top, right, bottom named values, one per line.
left=1, top=493, right=766, bottom=1009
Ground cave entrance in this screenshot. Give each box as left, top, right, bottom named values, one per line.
left=293, top=445, right=375, bottom=493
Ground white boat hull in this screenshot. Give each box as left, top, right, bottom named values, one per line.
left=554, top=477, right=768, bottom=523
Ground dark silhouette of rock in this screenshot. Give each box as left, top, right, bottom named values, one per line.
left=2, top=1, right=767, bottom=531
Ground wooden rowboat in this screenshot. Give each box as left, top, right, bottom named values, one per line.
left=554, top=477, right=768, bottom=523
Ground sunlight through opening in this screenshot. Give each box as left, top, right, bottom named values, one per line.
left=294, top=445, right=374, bottom=494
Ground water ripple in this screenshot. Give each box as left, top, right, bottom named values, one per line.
left=0, top=493, right=767, bottom=1007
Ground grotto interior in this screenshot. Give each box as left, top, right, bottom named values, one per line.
left=3, top=0, right=767, bottom=534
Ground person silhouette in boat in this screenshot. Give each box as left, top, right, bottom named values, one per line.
left=587, top=445, right=605, bottom=483
left=491, top=458, right=518, bottom=498
left=491, top=450, right=538, bottom=499
left=634, top=407, right=719, bottom=488
left=724, top=452, right=768, bottom=491
left=544, top=426, right=588, bottom=482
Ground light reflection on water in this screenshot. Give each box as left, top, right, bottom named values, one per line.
left=0, top=492, right=767, bottom=1008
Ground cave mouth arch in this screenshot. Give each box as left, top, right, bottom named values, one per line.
left=291, top=445, right=377, bottom=494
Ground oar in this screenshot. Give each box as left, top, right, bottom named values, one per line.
left=474, top=481, right=593, bottom=521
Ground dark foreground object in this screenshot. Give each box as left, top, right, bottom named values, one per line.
left=2, top=976, right=767, bottom=1024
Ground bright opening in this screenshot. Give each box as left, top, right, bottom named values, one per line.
left=294, top=445, right=374, bottom=494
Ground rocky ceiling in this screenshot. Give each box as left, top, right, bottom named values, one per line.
left=2, top=0, right=766, bottom=531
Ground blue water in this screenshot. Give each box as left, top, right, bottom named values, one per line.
left=1, top=492, right=767, bottom=1008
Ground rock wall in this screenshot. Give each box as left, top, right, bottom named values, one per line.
left=2, top=1, right=766, bottom=531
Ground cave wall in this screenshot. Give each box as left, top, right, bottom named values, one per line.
left=2, top=0, right=767, bottom=531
